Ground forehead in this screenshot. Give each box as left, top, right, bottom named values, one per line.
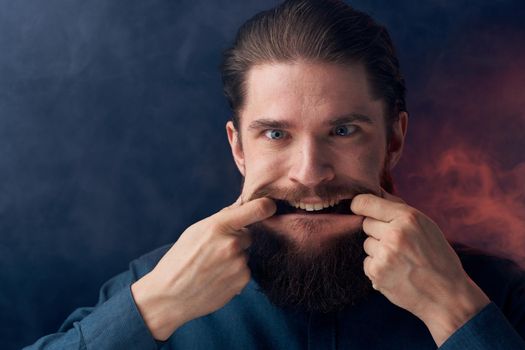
left=239, top=60, right=385, bottom=128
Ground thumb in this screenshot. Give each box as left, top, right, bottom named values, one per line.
left=217, top=197, right=276, bottom=231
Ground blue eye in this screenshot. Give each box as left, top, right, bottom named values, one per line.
left=333, top=125, right=357, bottom=136
left=264, top=129, right=286, bottom=140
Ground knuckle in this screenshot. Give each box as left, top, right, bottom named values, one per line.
left=234, top=240, right=245, bottom=253
left=388, top=228, right=404, bottom=246
left=212, top=216, right=237, bottom=234
left=363, top=237, right=373, bottom=253
left=228, top=239, right=242, bottom=254
left=219, top=239, right=240, bottom=258
left=362, top=217, right=372, bottom=231
left=373, top=260, right=388, bottom=280
left=363, top=256, right=370, bottom=269
left=373, top=245, right=385, bottom=260
left=368, top=263, right=378, bottom=280
left=221, top=221, right=237, bottom=234
left=382, top=251, right=395, bottom=266
left=388, top=228, right=407, bottom=252
left=401, top=208, right=420, bottom=226
left=363, top=257, right=373, bottom=275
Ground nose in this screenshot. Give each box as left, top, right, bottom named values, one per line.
left=288, top=137, right=335, bottom=187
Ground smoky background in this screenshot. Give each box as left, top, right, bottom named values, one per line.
left=0, top=0, right=523, bottom=348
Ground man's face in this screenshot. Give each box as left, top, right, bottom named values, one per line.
left=226, top=60, right=407, bottom=312
left=228, top=60, right=402, bottom=250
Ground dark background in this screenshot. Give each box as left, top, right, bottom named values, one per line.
left=1, top=1, right=524, bottom=348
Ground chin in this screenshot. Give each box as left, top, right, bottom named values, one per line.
left=261, top=214, right=364, bottom=251
left=263, top=214, right=363, bottom=244
left=246, top=219, right=373, bottom=313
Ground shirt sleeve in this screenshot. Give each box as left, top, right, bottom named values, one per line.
left=22, top=262, right=159, bottom=350
left=439, top=302, right=525, bottom=350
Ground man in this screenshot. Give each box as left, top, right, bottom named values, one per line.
left=26, top=0, right=525, bottom=349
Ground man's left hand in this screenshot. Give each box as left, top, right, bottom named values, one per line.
left=351, top=192, right=490, bottom=346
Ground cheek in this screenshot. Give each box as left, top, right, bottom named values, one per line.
left=361, top=131, right=388, bottom=167
left=338, top=140, right=387, bottom=182
left=357, top=152, right=385, bottom=176
left=241, top=147, right=287, bottom=190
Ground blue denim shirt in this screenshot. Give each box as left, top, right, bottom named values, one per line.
left=24, top=244, right=525, bottom=349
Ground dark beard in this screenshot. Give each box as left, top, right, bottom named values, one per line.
left=247, top=222, right=374, bottom=314
left=244, top=157, right=395, bottom=314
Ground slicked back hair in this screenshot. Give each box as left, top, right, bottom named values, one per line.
left=221, top=0, right=407, bottom=142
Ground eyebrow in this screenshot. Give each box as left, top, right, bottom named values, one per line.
left=328, top=113, right=373, bottom=126
left=247, top=113, right=373, bottom=131
left=247, top=119, right=292, bottom=131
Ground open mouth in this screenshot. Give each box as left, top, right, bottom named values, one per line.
left=274, top=198, right=353, bottom=215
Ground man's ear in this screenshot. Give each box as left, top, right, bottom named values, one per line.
left=387, top=111, right=408, bottom=169
left=226, top=121, right=246, bottom=176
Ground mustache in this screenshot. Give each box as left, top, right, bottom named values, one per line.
left=246, top=177, right=381, bottom=203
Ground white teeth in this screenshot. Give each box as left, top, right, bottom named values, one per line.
left=286, top=199, right=344, bottom=212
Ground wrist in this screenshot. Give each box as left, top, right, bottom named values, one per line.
left=421, top=276, right=490, bottom=346
left=131, top=272, right=187, bottom=341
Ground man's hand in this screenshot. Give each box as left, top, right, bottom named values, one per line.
left=351, top=192, right=490, bottom=346
left=131, top=197, right=276, bottom=341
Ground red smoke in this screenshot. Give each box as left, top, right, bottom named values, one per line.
left=396, top=27, right=525, bottom=266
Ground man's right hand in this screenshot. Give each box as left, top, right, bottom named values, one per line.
left=130, top=197, right=276, bottom=341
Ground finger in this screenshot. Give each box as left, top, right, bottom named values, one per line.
left=363, top=255, right=374, bottom=280
left=363, top=236, right=380, bottom=257
left=351, top=193, right=404, bottom=223
left=380, top=187, right=405, bottom=204
left=362, top=217, right=389, bottom=240
left=218, top=197, right=276, bottom=231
